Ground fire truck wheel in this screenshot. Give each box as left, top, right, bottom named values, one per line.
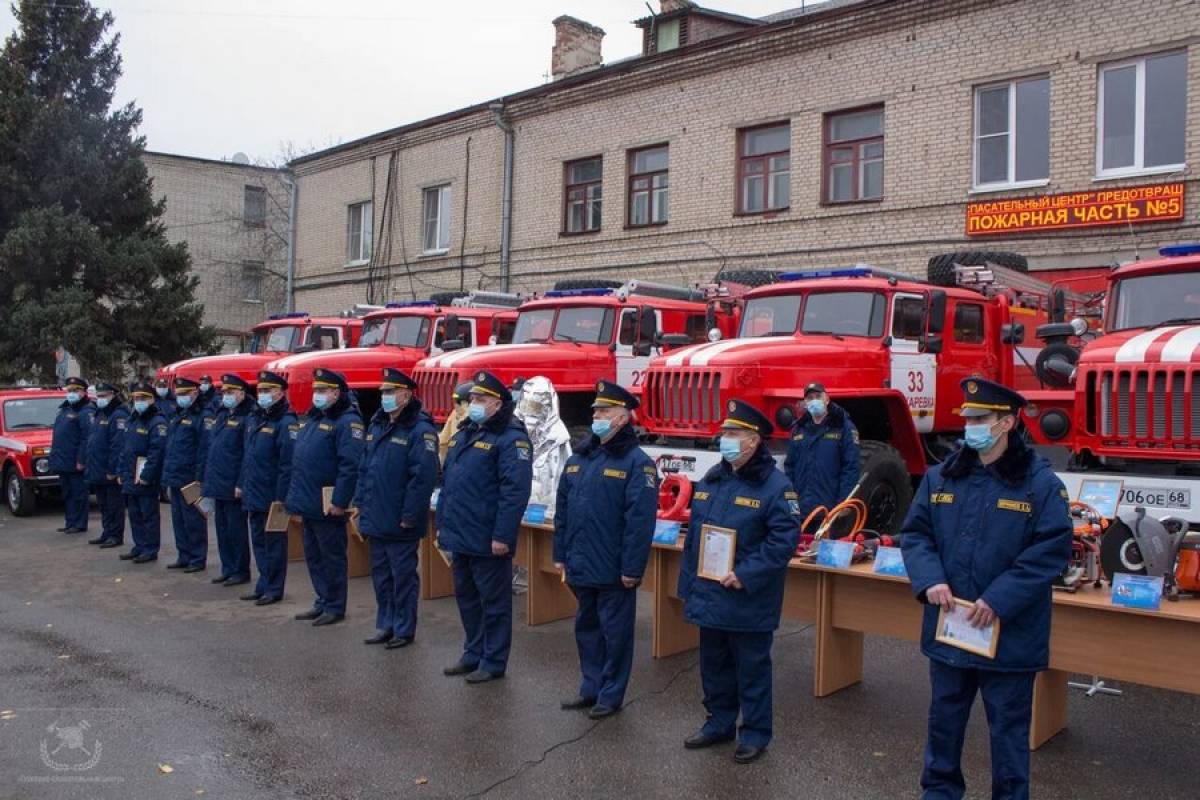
left=428, top=291, right=468, bottom=305
left=926, top=251, right=1029, bottom=287
left=857, top=441, right=912, bottom=535
left=5, top=466, right=36, bottom=517
left=713, top=269, right=782, bottom=288
left=551, top=279, right=624, bottom=291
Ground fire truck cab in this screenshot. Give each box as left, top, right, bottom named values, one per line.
left=0, top=388, right=63, bottom=516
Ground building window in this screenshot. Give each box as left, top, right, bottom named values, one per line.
left=953, top=303, right=985, bottom=344
left=974, top=76, right=1050, bottom=189
left=243, top=185, right=266, bottom=227
left=422, top=184, right=452, bottom=254
left=1098, top=51, right=1187, bottom=177
left=346, top=201, right=373, bottom=264
left=564, top=157, right=602, bottom=233
left=241, top=261, right=263, bottom=303
left=824, top=107, right=884, bottom=203
left=738, top=123, right=790, bottom=214
left=656, top=18, right=680, bottom=52
left=628, top=145, right=669, bottom=227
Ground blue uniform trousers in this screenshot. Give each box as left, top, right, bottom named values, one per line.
left=698, top=627, right=774, bottom=749
left=303, top=517, right=348, bottom=616
left=92, top=483, right=124, bottom=544
left=922, top=661, right=1034, bottom=800
left=125, top=493, right=160, bottom=558
left=214, top=498, right=249, bottom=580
left=572, top=585, right=637, bottom=708
left=249, top=511, right=288, bottom=599
left=368, top=538, right=420, bottom=638
left=59, top=471, right=89, bottom=531
left=168, top=487, right=207, bottom=567
left=451, top=553, right=512, bottom=674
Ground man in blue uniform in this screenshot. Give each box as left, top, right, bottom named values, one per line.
left=901, top=378, right=1072, bottom=800
left=285, top=368, right=364, bottom=626
left=197, top=375, right=220, bottom=414
left=237, top=370, right=297, bottom=605
left=85, top=382, right=129, bottom=548
left=116, top=382, right=168, bottom=563
left=553, top=380, right=657, bottom=718
left=783, top=382, right=860, bottom=524
left=202, top=373, right=256, bottom=586
left=162, top=378, right=208, bottom=572
left=354, top=368, right=438, bottom=647
left=679, top=399, right=802, bottom=764
left=438, top=370, right=532, bottom=683
left=154, top=378, right=177, bottom=417
left=50, top=376, right=93, bottom=534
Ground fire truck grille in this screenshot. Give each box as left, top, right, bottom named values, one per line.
left=414, top=369, right=458, bottom=419
left=1094, top=367, right=1199, bottom=446
left=644, top=369, right=722, bottom=430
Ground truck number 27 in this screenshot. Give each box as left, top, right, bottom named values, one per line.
left=630, top=370, right=644, bottom=387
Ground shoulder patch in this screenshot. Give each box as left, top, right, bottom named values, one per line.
left=424, top=438, right=436, bottom=452
left=1059, top=488, right=1070, bottom=500
left=997, top=499, right=1032, bottom=513
left=784, top=491, right=798, bottom=500
left=931, top=493, right=955, bottom=504
left=156, top=424, right=168, bottom=436
left=643, top=465, right=657, bottom=476
left=351, top=427, right=364, bottom=440
left=734, top=496, right=761, bottom=509
left=602, top=468, right=627, bottom=479
left=693, top=491, right=710, bottom=501
left=204, top=418, right=216, bottom=429
left=115, top=419, right=127, bottom=430
left=565, top=464, right=581, bottom=474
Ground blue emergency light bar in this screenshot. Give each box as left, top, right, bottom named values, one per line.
left=780, top=267, right=875, bottom=281
left=385, top=301, right=435, bottom=308
left=267, top=312, right=310, bottom=320
left=1160, top=244, right=1200, bottom=258
left=542, top=288, right=614, bottom=298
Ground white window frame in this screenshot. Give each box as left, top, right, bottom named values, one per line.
left=1095, top=52, right=1188, bottom=180
left=346, top=201, right=373, bottom=266
left=971, top=76, right=1051, bottom=192
left=421, top=184, right=452, bottom=255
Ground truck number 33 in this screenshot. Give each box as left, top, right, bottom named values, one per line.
left=907, top=371, right=925, bottom=393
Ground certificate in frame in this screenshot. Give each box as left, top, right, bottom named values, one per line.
left=935, top=598, right=1000, bottom=659
left=697, top=523, right=737, bottom=582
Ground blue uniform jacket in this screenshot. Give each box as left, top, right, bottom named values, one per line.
left=117, top=403, right=168, bottom=495
left=353, top=399, right=439, bottom=540
left=161, top=401, right=206, bottom=488
left=237, top=400, right=298, bottom=513
left=900, top=432, right=1072, bottom=672
left=553, top=425, right=659, bottom=587
left=678, top=446, right=803, bottom=632
left=284, top=393, right=365, bottom=520
left=783, top=402, right=860, bottom=519
left=49, top=401, right=93, bottom=473
left=84, top=403, right=128, bottom=485
left=201, top=396, right=256, bottom=500
left=437, top=402, right=532, bottom=557
left=156, top=393, right=177, bottom=417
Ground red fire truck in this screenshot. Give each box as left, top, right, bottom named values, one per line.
left=158, top=312, right=364, bottom=390
left=0, top=388, right=64, bottom=516
left=412, top=281, right=741, bottom=432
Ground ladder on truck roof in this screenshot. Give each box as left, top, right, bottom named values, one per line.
left=952, top=262, right=1092, bottom=309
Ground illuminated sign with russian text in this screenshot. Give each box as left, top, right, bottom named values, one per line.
left=966, top=183, right=1184, bottom=236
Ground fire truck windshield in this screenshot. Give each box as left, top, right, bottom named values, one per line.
left=740, top=295, right=802, bottom=337
left=1111, top=271, right=1200, bottom=331
left=248, top=325, right=302, bottom=353
left=359, top=319, right=387, bottom=347
left=801, top=291, right=886, bottom=338
left=513, top=307, right=615, bottom=345
left=2, top=397, right=60, bottom=430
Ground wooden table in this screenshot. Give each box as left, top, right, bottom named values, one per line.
left=649, top=539, right=1200, bottom=749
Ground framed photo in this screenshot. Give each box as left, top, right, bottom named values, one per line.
left=935, top=598, right=1000, bottom=659
left=265, top=501, right=290, bottom=533
left=1077, top=478, right=1124, bottom=519
left=697, top=523, right=737, bottom=582
left=180, top=481, right=203, bottom=506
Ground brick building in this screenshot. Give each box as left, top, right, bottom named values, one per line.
left=289, top=0, right=1198, bottom=313
left=144, top=151, right=292, bottom=350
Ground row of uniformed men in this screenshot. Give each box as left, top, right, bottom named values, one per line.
left=51, top=367, right=1070, bottom=790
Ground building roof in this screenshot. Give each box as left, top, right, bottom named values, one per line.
left=144, top=150, right=288, bottom=173
left=762, top=0, right=868, bottom=24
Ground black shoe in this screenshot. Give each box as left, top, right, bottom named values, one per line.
left=131, top=554, right=157, bottom=564
left=63, top=527, right=84, bottom=535
left=464, top=669, right=504, bottom=684
left=222, top=576, right=250, bottom=587
left=255, top=596, right=280, bottom=606
left=211, top=575, right=230, bottom=584
left=588, top=704, right=619, bottom=720
left=118, top=552, right=137, bottom=561
left=87, top=536, right=106, bottom=545
left=239, top=592, right=263, bottom=601
left=443, top=660, right=478, bottom=677
left=98, top=540, right=121, bottom=549
left=312, top=613, right=344, bottom=627
left=560, top=695, right=597, bottom=710
left=56, top=526, right=69, bottom=532
left=166, top=562, right=187, bottom=570
left=294, top=608, right=322, bottom=621
left=182, top=564, right=205, bottom=573
left=733, top=744, right=766, bottom=764
left=684, top=731, right=735, bottom=750
left=364, top=630, right=393, bottom=645
left=385, top=637, right=413, bottom=649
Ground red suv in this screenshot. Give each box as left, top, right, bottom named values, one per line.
left=0, top=388, right=64, bottom=516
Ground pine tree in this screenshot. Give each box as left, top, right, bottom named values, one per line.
left=0, top=0, right=214, bottom=383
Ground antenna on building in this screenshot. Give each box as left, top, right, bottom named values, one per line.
left=231, top=152, right=250, bottom=165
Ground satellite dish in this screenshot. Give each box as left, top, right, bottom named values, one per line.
left=231, top=152, right=250, bottom=165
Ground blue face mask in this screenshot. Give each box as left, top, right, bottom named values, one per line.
left=65, top=391, right=82, bottom=404
left=805, top=399, right=826, bottom=417
left=467, top=402, right=488, bottom=423
left=312, top=392, right=330, bottom=410
left=257, top=392, right=275, bottom=409
left=222, top=393, right=237, bottom=409
left=156, top=387, right=169, bottom=398
left=133, top=400, right=150, bottom=415
left=719, top=435, right=743, bottom=462
left=199, top=382, right=212, bottom=393
left=963, top=421, right=999, bottom=452
left=380, top=393, right=399, bottom=413
left=96, top=397, right=111, bottom=410
left=176, top=394, right=194, bottom=409
left=591, top=418, right=612, bottom=438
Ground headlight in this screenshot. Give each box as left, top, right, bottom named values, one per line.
left=1070, top=317, right=1088, bottom=337
left=35, top=458, right=50, bottom=474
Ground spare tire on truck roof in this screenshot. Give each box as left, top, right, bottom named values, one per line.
left=428, top=291, right=468, bottom=305
left=713, top=269, right=783, bottom=288
left=551, top=279, right=624, bottom=291
left=926, top=251, right=1028, bottom=287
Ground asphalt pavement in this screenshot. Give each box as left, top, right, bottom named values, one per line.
left=1, top=502, right=1197, bottom=800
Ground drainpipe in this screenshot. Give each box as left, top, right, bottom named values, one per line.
left=488, top=101, right=514, bottom=293
left=283, top=172, right=298, bottom=313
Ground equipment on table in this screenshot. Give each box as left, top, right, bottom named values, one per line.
left=1055, top=501, right=1107, bottom=593
left=796, top=476, right=897, bottom=563
left=657, top=473, right=693, bottom=522
left=1100, top=509, right=1197, bottom=601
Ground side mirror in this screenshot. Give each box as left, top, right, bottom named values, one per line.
left=637, top=305, right=658, bottom=346
left=659, top=333, right=692, bottom=348
left=444, top=314, right=461, bottom=342
left=1001, top=323, right=1026, bottom=345
left=1050, top=289, right=1066, bottom=323
left=632, top=342, right=652, bottom=357
left=928, top=291, right=947, bottom=334
left=442, top=338, right=466, bottom=351
left=922, top=334, right=944, bottom=354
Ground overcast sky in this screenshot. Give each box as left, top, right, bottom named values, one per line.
left=1, top=0, right=830, bottom=163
